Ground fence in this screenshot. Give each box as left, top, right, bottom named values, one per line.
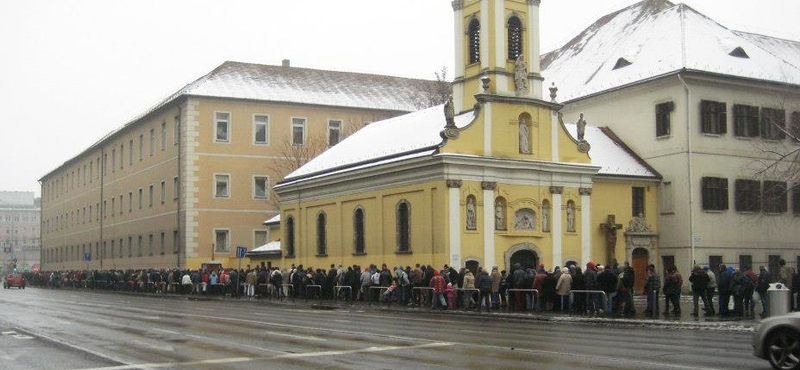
left=568, top=290, right=608, bottom=312
left=506, top=289, right=539, bottom=311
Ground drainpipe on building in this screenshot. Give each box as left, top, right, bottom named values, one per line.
left=176, top=104, right=182, bottom=270
left=677, top=72, right=695, bottom=268
left=99, top=146, right=105, bottom=271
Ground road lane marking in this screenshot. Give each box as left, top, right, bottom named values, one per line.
left=77, top=342, right=453, bottom=370
left=151, top=328, right=285, bottom=354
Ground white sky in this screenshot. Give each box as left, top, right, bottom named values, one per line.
left=1, top=0, right=798, bottom=196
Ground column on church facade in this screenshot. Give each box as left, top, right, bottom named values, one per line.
left=447, top=180, right=462, bottom=268
left=451, top=0, right=464, bottom=113
left=550, top=186, right=563, bottom=267
left=580, top=187, right=592, bottom=264
left=482, top=181, right=497, bottom=269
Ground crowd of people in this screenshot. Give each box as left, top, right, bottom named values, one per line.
left=17, top=259, right=800, bottom=318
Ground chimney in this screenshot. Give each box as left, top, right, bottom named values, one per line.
left=282, top=59, right=290, bottom=67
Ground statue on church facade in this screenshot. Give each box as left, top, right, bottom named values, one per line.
left=542, top=201, right=550, bottom=232
left=466, top=196, right=477, bottom=230
left=566, top=201, right=576, bottom=232
left=576, top=113, right=587, bottom=141
left=514, top=55, right=528, bottom=95
left=626, top=213, right=652, bottom=232
left=519, top=117, right=531, bottom=154
left=444, top=95, right=455, bottom=128
left=495, top=199, right=506, bottom=230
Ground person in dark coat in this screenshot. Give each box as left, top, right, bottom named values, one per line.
left=571, top=266, right=586, bottom=314
left=689, top=265, right=712, bottom=316
left=619, top=264, right=636, bottom=316
left=543, top=269, right=558, bottom=311
left=512, top=264, right=527, bottom=310
left=597, top=265, right=618, bottom=314
left=730, top=268, right=751, bottom=317
left=717, top=265, right=733, bottom=316
left=662, top=266, right=682, bottom=315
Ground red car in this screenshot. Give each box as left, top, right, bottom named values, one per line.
left=3, top=273, right=25, bottom=289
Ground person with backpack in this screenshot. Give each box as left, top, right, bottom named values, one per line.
left=689, top=265, right=712, bottom=316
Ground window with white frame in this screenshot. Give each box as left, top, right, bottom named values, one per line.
left=215, top=112, right=230, bottom=142
left=291, top=118, right=306, bottom=146
left=173, top=176, right=179, bottom=200
left=160, top=181, right=166, bottom=204
left=119, top=144, right=124, bottom=169
left=129, top=139, right=134, bottom=165
left=215, top=174, right=230, bottom=198
left=214, top=229, right=230, bottom=252
left=149, top=128, right=155, bottom=156
left=328, top=119, right=342, bottom=146
left=173, top=116, right=180, bottom=145
left=128, top=191, right=133, bottom=212
left=254, top=115, right=269, bottom=144
left=138, top=188, right=143, bottom=209
left=138, top=134, right=143, bottom=160
left=253, top=176, right=268, bottom=199
left=254, top=230, right=268, bottom=248
left=148, top=185, right=154, bottom=207
left=161, top=122, right=166, bottom=150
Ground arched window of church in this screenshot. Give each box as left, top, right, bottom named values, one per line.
left=542, top=200, right=551, bottom=232
left=468, top=19, right=481, bottom=64
left=514, top=208, right=537, bottom=230
left=354, top=208, right=365, bottom=255
left=495, top=197, right=507, bottom=230
left=519, top=112, right=532, bottom=154
left=285, top=216, right=295, bottom=256
left=397, top=201, right=411, bottom=252
left=508, top=16, right=523, bottom=60
left=316, top=212, right=327, bottom=256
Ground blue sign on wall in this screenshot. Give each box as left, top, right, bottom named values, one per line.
left=236, top=246, right=247, bottom=259
left=84, top=252, right=91, bottom=261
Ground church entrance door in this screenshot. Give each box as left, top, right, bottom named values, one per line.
left=510, top=250, right=538, bottom=270
left=632, top=248, right=649, bottom=292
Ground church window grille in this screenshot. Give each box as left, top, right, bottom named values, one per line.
left=316, top=213, right=327, bottom=256
left=468, top=19, right=480, bottom=64
left=507, top=17, right=522, bottom=60
left=397, top=201, right=411, bottom=252
left=354, top=208, right=365, bottom=255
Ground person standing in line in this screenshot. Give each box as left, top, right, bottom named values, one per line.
left=743, top=265, right=758, bottom=315
left=429, top=270, right=447, bottom=309
left=689, top=265, right=711, bottom=316
left=478, top=269, right=493, bottom=313
left=662, top=266, right=682, bottom=315
left=644, top=264, right=660, bottom=316
left=490, top=266, right=502, bottom=309
left=619, top=264, right=636, bottom=316
left=597, top=265, right=617, bottom=314
left=717, top=265, right=732, bottom=316
left=756, top=266, right=771, bottom=317
left=704, top=266, right=716, bottom=315
left=556, top=267, right=572, bottom=312
left=779, top=259, right=796, bottom=310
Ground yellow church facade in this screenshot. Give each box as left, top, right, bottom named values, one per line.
left=272, top=0, right=661, bottom=275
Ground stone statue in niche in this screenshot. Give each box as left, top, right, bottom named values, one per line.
left=542, top=203, right=550, bottom=232
left=566, top=201, right=576, bottom=232
left=519, top=116, right=531, bottom=154
left=514, top=208, right=536, bottom=230
left=514, top=55, right=528, bottom=94
left=466, top=196, right=477, bottom=230
left=444, top=95, right=455, bottom=128
left=495, top=200, right=506, bottom=230
left=576, top=113, right=587, bottom=141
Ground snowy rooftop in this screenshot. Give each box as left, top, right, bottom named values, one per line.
left=282, top=105, right=475, bottom=181
left=280, top=105, right=658, bottom=184
left=563, top=124, right=660, bottom=178
left=248, top=240, right=281, bottom=255
left=41, top=61, right=436, bottom=180
left=541, top=0, right=800, bottom=102
left=263, top=214, right=280, bottom=225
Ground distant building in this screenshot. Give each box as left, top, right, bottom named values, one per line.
left=542, top=0, right=800, bottom=275
left=0, top=191, right=40, bottom=272
left=39, top=61, right=438, bottom=271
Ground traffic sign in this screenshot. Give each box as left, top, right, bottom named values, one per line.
left=236, top=246, right=247, bottom=259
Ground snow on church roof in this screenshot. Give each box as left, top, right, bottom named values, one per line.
left=282, top=105, right=475, bottom=182
left=280, top=104, right=659, bottom=184
left=541, top=0, right=800, bottom=102
left=563, top=124, right=660, bottom=178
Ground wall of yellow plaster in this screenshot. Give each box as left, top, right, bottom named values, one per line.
left=590, top=180, right=659, bottom=265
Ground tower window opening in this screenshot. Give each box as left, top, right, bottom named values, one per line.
left=508, top=17, right=523, bottom=60
left=468, top=19, right=481, bottom=64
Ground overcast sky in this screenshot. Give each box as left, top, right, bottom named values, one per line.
left=1, top=0, right=797, bottom=197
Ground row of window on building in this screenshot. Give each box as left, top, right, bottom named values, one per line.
left=214, top=112, right=346, bottom=148
left=701, top=177, right=800, bottom=213
left=44, top=231, right=178, bottom=264
left=44, top=178, right=179, bottom=235
left=1, top=215, right=38, bottom=222
left=656, top=100, right=800, bottom=140
left=213, top=174, right=270, bottom=200
left=43, top=116, right=180, bottom=203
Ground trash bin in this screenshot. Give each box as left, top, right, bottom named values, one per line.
left=768, top=283, right=792, bottom=317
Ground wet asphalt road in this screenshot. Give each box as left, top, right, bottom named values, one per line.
left=0, top=288, right=771, bottom=370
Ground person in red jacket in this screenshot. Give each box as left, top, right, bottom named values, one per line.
left=429, top=269, right=447, bottom=309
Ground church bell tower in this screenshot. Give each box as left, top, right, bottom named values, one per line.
left=451, top=0, right=544, bottom=113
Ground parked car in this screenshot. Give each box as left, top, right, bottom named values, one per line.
left=754, top=312, right=800, bottom=370
left=3, top=273, right=25, bottom=289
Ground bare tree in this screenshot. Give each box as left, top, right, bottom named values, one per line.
left=412, top=66, right=453, bottom=109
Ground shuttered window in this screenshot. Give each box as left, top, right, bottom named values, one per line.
left=701, top=100, right=727, bottom=134
left=701, top=177, right=728, bottom=211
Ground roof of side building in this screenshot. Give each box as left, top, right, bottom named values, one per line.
left=541, top=0, right=800, bottom=102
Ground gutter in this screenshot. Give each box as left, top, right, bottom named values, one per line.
left=677, top=72, right=696, bottom=268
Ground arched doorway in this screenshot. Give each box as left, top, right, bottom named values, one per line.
left=465, top=260, right=479, bottom=275
left=632, top=248, right=649, bottom=292
left=510, top=250, right=538, bottom=270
